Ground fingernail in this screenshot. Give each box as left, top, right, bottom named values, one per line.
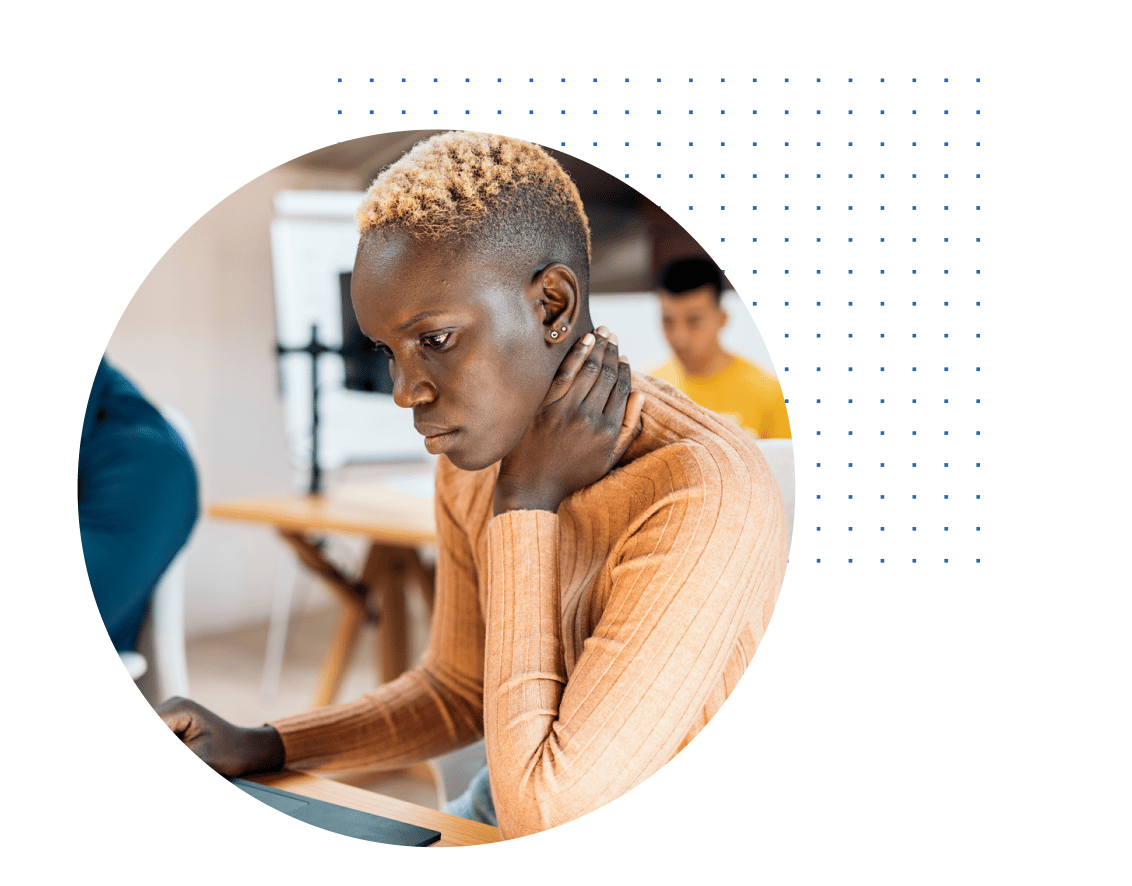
left=607, top=333, right=618, bottom=346
left=618, top=354, right=629, bottom=364
left=596, top=326, right=609, bottom=336
left=582, top=332, right=595, bottom=346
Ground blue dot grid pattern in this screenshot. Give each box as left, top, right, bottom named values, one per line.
left=330, top=72, right=984, bottom=570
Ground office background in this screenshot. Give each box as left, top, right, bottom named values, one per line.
left=11, top=9, right=1127, bottom=884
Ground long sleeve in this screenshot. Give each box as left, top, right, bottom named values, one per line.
left=482, top=424, right=787, bottom=838
left=271, top=374, right=788, bottom=837
left=269, top=465, right=488, bottom=771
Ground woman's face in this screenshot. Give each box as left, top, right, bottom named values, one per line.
left=351, top=232, right=558, bottom=472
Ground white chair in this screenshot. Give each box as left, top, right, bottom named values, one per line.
left=134, top=547, right=191, bottom=705
left=126, top=404, right=196, bottom=706
left=753, top=438, right=795, bottom=545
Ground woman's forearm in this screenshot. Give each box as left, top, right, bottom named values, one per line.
left=270, top=666, right=483, bottom=772
left=482, top=509, right=571, bottom=836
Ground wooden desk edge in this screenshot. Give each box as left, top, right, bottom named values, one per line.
left=246, top=770, right=502, bottom=847
left=207, top=501, right=436, bottom=546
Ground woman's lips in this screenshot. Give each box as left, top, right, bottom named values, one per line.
left=416, top=425, right=459, bottom=454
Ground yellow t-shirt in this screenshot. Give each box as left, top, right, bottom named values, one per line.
left=650, top=356, right=791, bottom=439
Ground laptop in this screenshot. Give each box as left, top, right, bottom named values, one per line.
left=232, top=779, right=442, bottom=847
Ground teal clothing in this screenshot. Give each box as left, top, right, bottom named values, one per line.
left=78, top=359, right=199, bottom=651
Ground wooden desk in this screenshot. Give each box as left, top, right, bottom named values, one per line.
left=247, top=770, right=501, bottom=847
left=209, top=474, right=437, bottom=708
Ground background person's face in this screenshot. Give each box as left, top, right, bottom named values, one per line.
left=351, top=233, right=555, bottom=472
left=659, top=286, right=727, bottom=375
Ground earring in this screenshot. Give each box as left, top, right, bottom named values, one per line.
left=550, top=330, right=559, bottom=339
left=560, top=326, right=568, bottom=333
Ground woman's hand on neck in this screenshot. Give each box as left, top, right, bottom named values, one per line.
left=493, top=327, right=644, bottom=517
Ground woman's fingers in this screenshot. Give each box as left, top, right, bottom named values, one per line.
left=543, top=331, right=597, bottom=406
left=156, top=696, right=198, bottom=738
left=545, top=326, right=630, bottom=426
left=581, top=333, right=621, bottom=413
left=611, top=378, right=645, bottom=464
left=602, top=354, right=633, bottom=417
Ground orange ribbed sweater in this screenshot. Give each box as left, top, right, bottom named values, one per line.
left=271, top=373, right=788, bottom=838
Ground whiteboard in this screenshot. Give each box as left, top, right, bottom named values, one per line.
left=270, top=191, right=428, bottom=470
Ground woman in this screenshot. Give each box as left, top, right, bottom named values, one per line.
left=159, top=131, right=788, bottom=839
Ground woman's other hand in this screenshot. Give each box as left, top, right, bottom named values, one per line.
left=155, top=696, right=285, bottom=778
left=494, top=328, right=645, bottom=515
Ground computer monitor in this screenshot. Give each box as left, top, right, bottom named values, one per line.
left=338, top=271, right=393, bottom=395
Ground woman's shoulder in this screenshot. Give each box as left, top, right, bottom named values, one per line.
left=626, top=373, right=768, bottom=482
left=594, top=373, right=782, bottom=525
left=565, top=375, right=786, bottom=565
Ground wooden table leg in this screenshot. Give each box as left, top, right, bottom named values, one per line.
left=357, top=545, right=408, bottom=686
left=279, top=531, right=369, bottom=709
left=411, top=555, right=436, bottom=615
left=312, top=601, right=365, bottom=709
left=278, top=532, right=435, bottom=708
left=379, top=554, right=409, bottom=684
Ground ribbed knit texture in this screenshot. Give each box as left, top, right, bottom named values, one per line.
left=272, top=373, right=788, bottom=838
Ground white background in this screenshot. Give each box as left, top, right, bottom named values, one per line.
left=4, top=2, right=1129, bottom=883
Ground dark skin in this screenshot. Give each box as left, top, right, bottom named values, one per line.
left=156, top=231, right=644, bottom=777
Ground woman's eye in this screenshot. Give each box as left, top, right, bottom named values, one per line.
left=371, top=342, right=394, bottom=358
left=421, top=332, right=452, bottom=350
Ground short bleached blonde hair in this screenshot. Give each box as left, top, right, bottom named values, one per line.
left=357, top=131, right=592, bottom=293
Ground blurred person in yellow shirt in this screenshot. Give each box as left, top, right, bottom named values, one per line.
left=650, top=258, right=791, bottom=439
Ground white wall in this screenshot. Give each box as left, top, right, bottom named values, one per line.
left=106, top=165, right=363, bottom=639
left=590, top=290, right=778, bottom=377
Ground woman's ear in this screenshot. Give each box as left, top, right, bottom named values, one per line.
left=530, top=263, right=581, bottom=344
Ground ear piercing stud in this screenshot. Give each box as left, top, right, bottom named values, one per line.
left=550, top=325, right=568, bottom=340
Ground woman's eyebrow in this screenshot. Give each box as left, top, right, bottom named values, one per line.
left=396, top=309, right=449, bottom=333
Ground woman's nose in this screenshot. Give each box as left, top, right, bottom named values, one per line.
left=391, top=360, right=437, bottom=409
